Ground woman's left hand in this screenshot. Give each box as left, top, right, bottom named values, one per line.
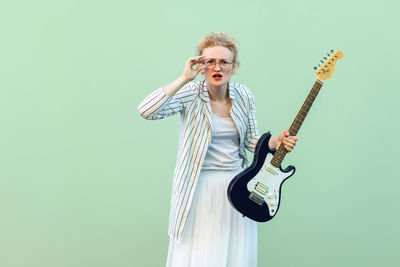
left=276, top=129, right=298, bottom=152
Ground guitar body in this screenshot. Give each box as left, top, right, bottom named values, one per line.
left=228, top=132, right=295, bottom=222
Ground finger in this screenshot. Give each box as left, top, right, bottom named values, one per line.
left=283, top=142, right=293, bottom=149
left=189, top=55, right=205, bottom=60
left=189, top=55, right=205, bottom=63
left=283, top=138, right=290, bottom=143
left=284, top=145, right=292, bottom=152
left=189, top=60, right=205, bottom=68
left=285, top=129, right=290, bottom=136
left=196, top=65, right=205, bottom=73
left=284, top=137, right=297, bottom=144
left=283, top=140, right=295, bottom=148
left=281, top=129, right=290, bottom=139
left=285, top=138, right=296, bottom=145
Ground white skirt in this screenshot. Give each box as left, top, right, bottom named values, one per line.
left=166, top=166, right=257, bottom=267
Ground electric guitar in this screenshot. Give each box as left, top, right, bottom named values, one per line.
left=227, top=50, right=343, bottom=222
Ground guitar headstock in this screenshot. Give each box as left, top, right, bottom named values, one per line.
left=314, top=50, right=343, bottom=82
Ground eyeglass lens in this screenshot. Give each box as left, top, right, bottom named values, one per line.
left=203, top=58, right=232, bottom=69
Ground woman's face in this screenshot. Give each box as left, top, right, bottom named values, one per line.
left=201, top=46, right=235, bottom=88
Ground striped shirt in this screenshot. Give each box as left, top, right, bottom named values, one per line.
left=137, top=79, right=261, bottom=243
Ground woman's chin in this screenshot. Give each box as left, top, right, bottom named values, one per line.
left=206, top=78, right=227, bottom=87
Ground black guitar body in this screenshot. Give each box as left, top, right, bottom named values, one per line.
left=227, top=132, right=296, bottom=222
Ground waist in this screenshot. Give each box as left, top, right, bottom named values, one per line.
left=200, top=164, right=244, bottom=173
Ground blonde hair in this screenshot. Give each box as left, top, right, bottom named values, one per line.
left=195, top=32, right=240, bottom=71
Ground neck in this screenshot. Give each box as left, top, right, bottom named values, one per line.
left=207, top=82, right=229, bottom=102
left=270, top=80, right=323, bottom=168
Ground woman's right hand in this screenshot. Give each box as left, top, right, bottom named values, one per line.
left=181, top=55, right=206, bottom=82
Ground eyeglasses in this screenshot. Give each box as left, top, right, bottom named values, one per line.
left=202, top=58, right=233, bottom=69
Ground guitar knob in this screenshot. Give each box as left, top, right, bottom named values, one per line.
left=267, top=193, right=273, bottom=199
left=269, top=201, right=275, bottom=206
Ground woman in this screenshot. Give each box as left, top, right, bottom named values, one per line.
left=137, top=32, right=298, bottom=267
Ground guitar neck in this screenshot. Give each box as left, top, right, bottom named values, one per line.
left=270, top=79, right=324, bottom=168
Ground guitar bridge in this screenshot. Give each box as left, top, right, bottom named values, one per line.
left=249, top=192, right=264, bottom=206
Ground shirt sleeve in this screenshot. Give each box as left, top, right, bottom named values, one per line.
left=137, top=83, right=197, bottom=120
left=244, top=91, right=261, bottom=153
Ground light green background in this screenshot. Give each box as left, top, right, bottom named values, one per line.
left=1, top=0, right=399, bottom=266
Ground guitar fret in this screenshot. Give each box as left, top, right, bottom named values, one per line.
left=300, top=110, right=308, bottom=117
left=271, top=80, right=323, bottom=167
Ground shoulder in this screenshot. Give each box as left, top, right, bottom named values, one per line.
left=166, top=81, right=202, bottom=104
left=229, top=81, right=255, bottom=107
left=174, top=80, right=202, bottom=99
left=181, top=80, right=203, bottom=94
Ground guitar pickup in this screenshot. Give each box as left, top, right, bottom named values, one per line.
left=254, top=182, right=268, bottom=196
left=265, top=166, right=278, bottom=175
left=249, top=192, right=264, bottom=206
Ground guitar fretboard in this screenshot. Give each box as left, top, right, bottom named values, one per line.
left=270, top=80, right=323, bottom=168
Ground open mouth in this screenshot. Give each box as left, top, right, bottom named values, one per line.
left=212, top=74, right=223, bottom=80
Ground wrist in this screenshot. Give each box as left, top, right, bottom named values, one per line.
left=179, top=75, right=191, bottom=84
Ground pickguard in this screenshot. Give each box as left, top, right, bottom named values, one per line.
left=247, top=153, right=294, bottom=216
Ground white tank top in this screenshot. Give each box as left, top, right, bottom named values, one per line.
left=201, top=113, right=243, bottom=170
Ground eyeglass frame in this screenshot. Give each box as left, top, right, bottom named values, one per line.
left=201, top=58, right=234, bottom=69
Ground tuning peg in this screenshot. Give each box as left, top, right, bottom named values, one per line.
left=314, top=66, right=317, bottom=70
left=323, top=57, right=327, bottom=60
left=320, top=60, right=324, bottom=63
left=327, top=53, right=331, bottom=57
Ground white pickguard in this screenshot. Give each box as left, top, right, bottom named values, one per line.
left=247, top=153, right=294, bottom=216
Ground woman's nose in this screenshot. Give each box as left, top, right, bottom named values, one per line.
left=214, top=63, right=222, bottom=71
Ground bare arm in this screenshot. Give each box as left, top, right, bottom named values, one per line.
left=163, top=55, right=205, bottom=97
left=137, top=55, right=206, bottom=120
left=162, top=76, right=190, bottom=97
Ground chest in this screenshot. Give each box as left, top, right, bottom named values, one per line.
left=183, top=96, right=248, bottom=149
left=210, top=99, right=232, bottom=118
